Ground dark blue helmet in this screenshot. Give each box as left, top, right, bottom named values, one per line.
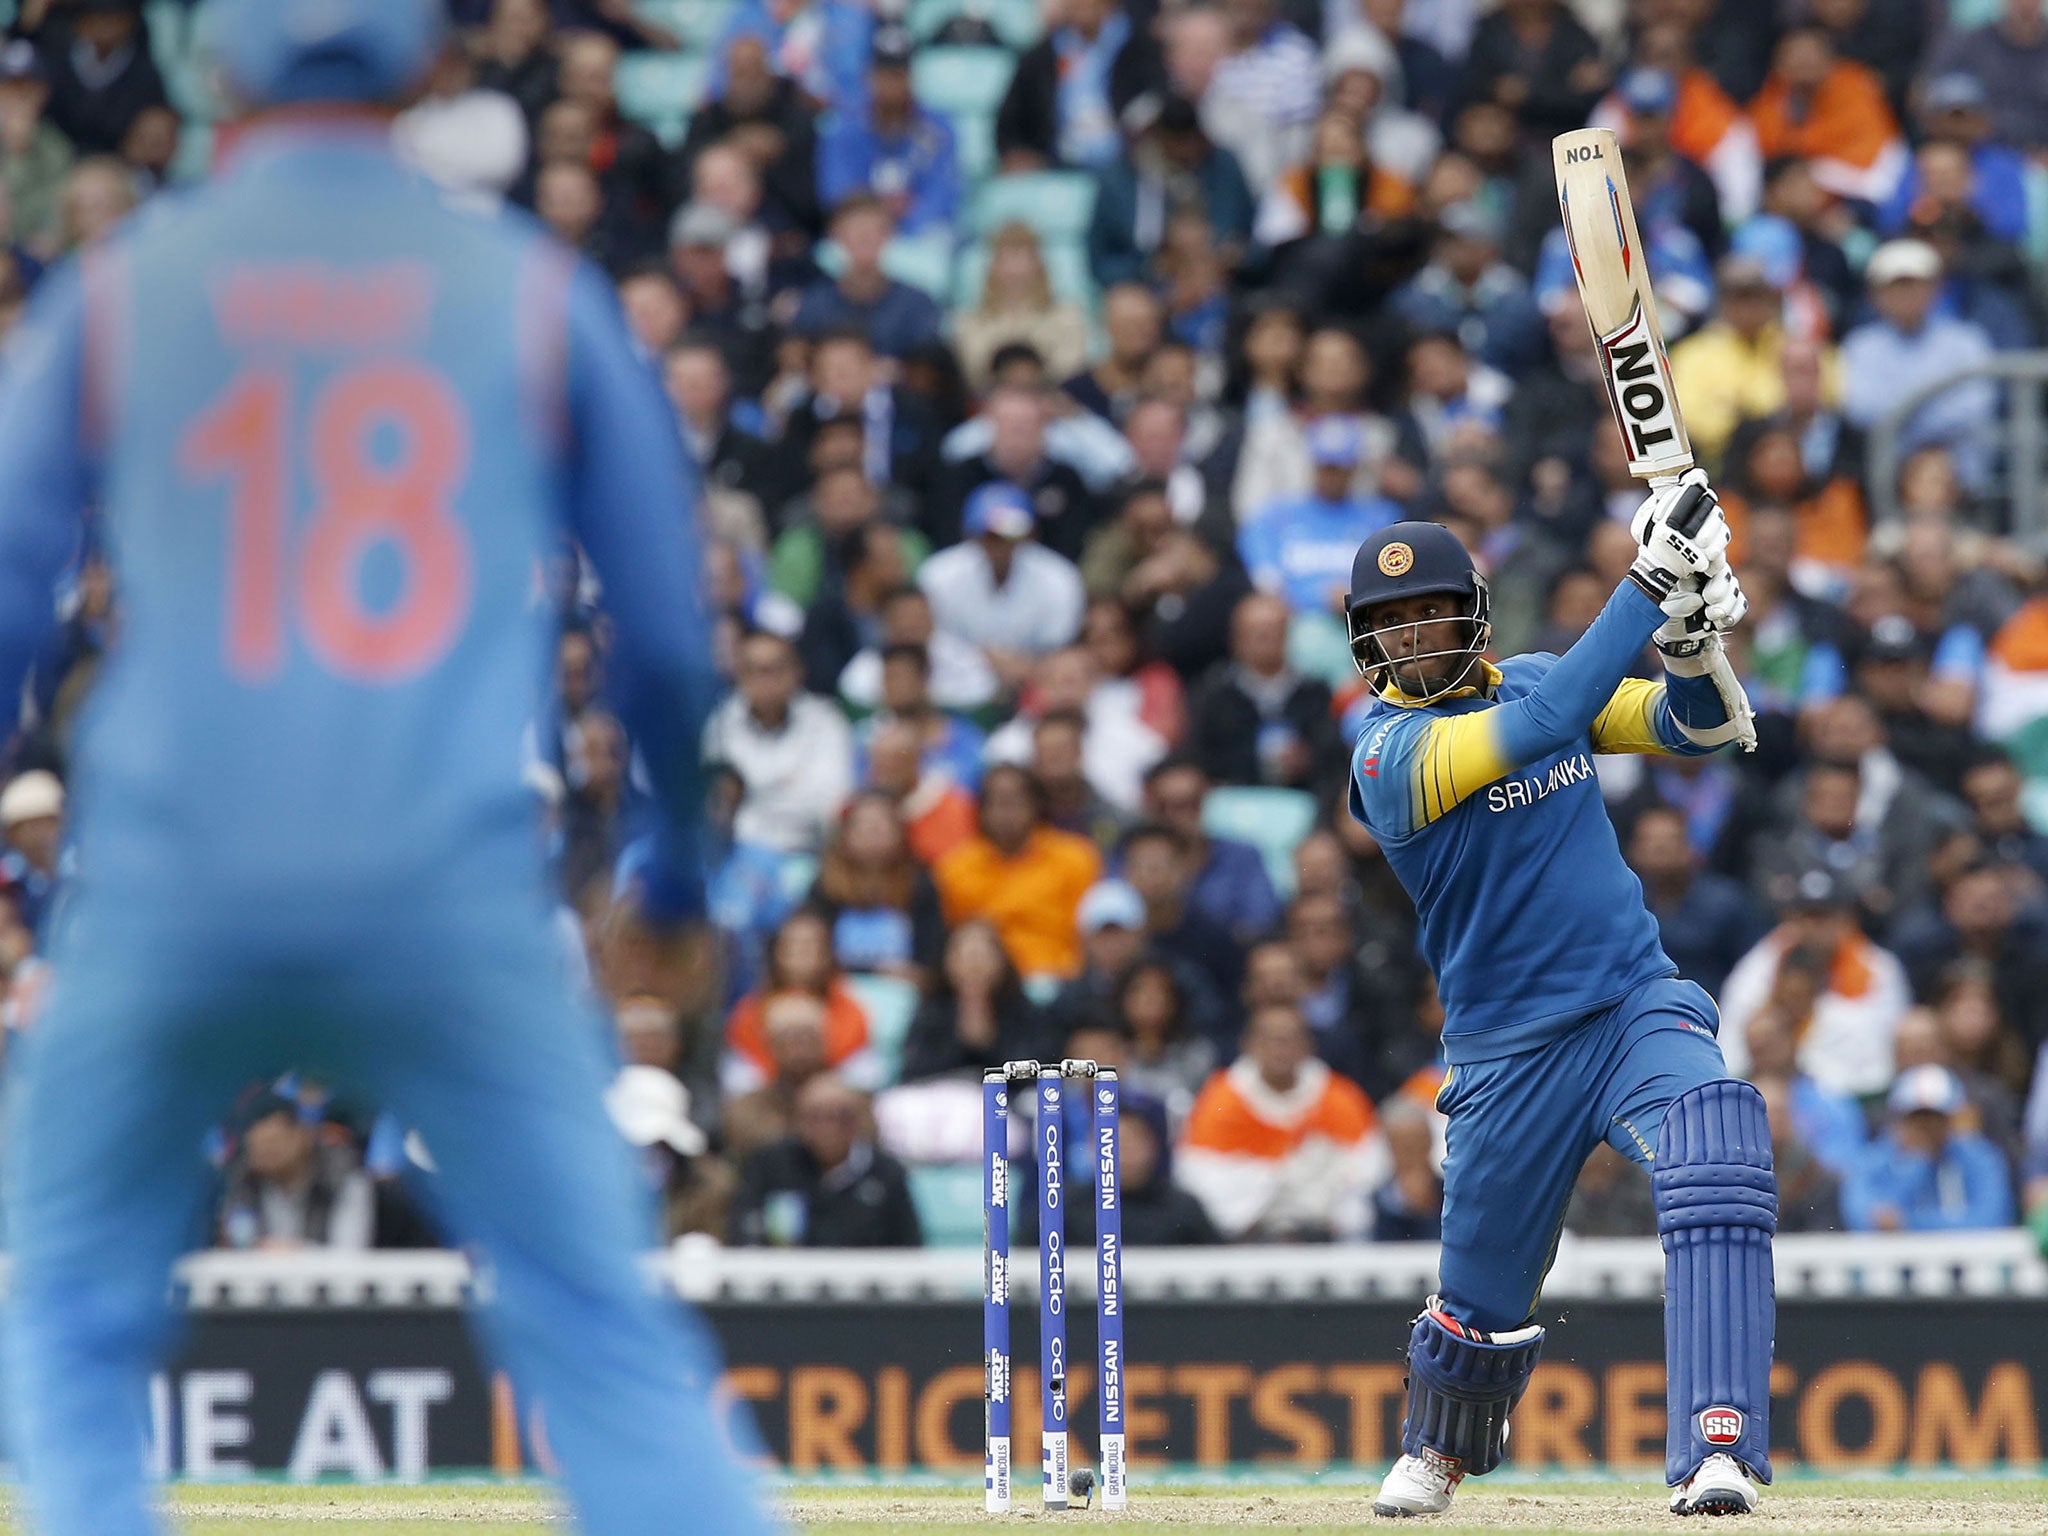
left=1345, top=521, right=1492, bottom=699
left=204, top=0, right=442, bottom=108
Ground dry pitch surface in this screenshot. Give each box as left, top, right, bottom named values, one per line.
left=38, top=1480, right=2044, bottom=1536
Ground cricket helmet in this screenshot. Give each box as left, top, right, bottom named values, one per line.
left=1345, top=521, right=1492, bottom=701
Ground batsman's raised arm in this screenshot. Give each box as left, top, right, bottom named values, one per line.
left=1344, top=495, right=1739, bottom=842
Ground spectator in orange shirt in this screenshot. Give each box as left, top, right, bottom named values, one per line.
left=933, top=763, right=1103, bottom=979
left=1177, top=1003, right=1387, bottom=1240
left=863, top=718, right=978, bottom=868
left=1719, top=416, right=1867, bottom=578
left=723, top=909, right=879, bottom=1098
left=1749, top=26, right=1906, bottom=206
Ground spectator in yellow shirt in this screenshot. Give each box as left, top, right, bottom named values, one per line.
left=933, top=763, right=1103, bottom=980
left=1667, top=254, right=1804, bottom=471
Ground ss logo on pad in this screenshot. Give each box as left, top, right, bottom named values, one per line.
left=1699, top=1407, right=1743, bottom=1446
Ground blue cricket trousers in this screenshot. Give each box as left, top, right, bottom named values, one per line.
left=1, top=894, right=769, bottom=1536
left=1434, top=974, right=1730, bottom=1334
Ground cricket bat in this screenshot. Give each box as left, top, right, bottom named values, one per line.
left=1553, top=126, right=1757, bottom=751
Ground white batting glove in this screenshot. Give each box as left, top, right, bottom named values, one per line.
left=1627, top=469, right=1729, bottom=617
left=1700, top=566, right=1747, bottom=630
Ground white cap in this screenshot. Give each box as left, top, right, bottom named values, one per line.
left=1887, top=1063, right=1965, bottom=1118
left=605, top=1066, right=709, bottom=1157
left=0, top=770, right=63, bottom=828
left=1866, top=239, right=1942, bottom=286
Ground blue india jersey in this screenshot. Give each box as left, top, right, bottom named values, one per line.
left=0, top=123, right=715, bottom=920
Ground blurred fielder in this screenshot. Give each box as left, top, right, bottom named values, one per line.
left=0, top=4, right=770, bottom=1535
left=1345, top=480, right=1776, bottom=1517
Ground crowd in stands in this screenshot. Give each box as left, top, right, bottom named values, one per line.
left=2, top=0, right=2048, bottom=1254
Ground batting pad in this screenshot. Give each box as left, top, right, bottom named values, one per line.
left=1399, top=1305, right=1545, bottom=1475
left=1653, top=1078, right=1777, bottom=1486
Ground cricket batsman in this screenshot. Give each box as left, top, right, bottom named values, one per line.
left=0, top=5, right=771, bottom=1535
left=1347, top=478, right=1774, bottom=1518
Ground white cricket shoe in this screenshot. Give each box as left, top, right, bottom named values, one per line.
left=1372, top=1450, right=1462, bottom=1517
left=1669, top=1453, right=1758, bottom=1516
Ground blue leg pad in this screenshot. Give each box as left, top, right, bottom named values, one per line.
left=1654, top=1078, right=1777, bottom=1486
left=1399, top=1305, right=1545, bottom=1476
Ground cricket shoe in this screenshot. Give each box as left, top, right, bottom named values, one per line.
left=1372, top=1450, right=1462, bottom=1517
left=1669, top=1453, right=1758, bottom=1516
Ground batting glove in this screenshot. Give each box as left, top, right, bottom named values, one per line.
left=1627, top=469, right=1729, bottom=617
left=1700, top=566, right=1748, bottom=629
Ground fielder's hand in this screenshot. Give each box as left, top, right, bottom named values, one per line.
left=1627, top=468, right=1729, bottom=616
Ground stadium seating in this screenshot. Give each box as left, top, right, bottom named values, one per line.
left=615, top=51, right=709, bottom=147
left=952, top=111, right=998, bottom=188
left=634, top=0, right=739, bottom=50
left=906, top=0, right=1046, bottom=50
left=1287, top=612, right=1359, bottom=689
left=1202, top=787, right=1319, bottom=899
left=846, top=973, right=921, bottom=1083
left=909, top=46, right=1015, bottom=125
left=906, top=1162, right=986, bottom=1247
left=170, top=122, right=214, bottom=186
left=969, top=171, right=1097, bottom=244
left=814, top=231, right=959, bottom=302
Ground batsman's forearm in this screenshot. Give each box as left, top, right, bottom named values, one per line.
left=1493, top=582, right=1664, bottom=767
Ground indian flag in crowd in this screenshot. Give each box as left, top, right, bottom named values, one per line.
left=1979, top=597, right=2048, bottom=826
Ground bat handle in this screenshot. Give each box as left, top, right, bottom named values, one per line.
left=1668, top=481, right=1713, bottom=540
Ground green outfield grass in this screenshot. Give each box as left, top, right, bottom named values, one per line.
left=16, top=1478, right=2041, bottom=1536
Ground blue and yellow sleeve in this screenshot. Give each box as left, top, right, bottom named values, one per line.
left=1349, top=708, right=1515, bottom=840
left=1590, top=673, right=1735, bottom=757
left=1349, top=581, right=1701, bottom=836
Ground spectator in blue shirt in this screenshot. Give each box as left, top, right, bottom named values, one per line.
left=712, top=0, right=873, bottom=115
left=1139, top=757, right=1283, bottom=944
left=790, top=192, right=944, bottom=357
left=1389, top=201, right=1546, bottom=376
left=994, top=0, right=1163, bottom=172
left=1237, top=418, right=1401, bottom=619
left=816, top=27, right=959, bottom=237
left=1840, top=238, right=1998, bottom=488
left=1088, top=94, right=1255, bottom=290
left=1876, top=73, right=2029, bottom=244
left=1841, top=1065, right=2014, bottom=1232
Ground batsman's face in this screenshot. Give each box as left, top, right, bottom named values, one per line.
left=1368, top=592, right=1470, bottom=695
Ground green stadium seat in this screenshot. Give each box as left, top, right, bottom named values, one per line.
left=635, top=0, right=736, bottom=50
left=2025, top=161, right=2048, bottom=272
left=906, top=0, right=1046, bottom=49
left=615, top=51, right=709, bottom=146
left=971, top=171, right=1097, bottom=244
left=1021, top=975, right=1063, bottom=1006
left=777, top=853, right=818, bottom=907
left=813, top=232, right=959, bottom=302
left=144, top=0, right=189, bottom=70
left=907, top=1162, right=988, bottom=1248
left=1202, top=786, right=1319, bottom=899
left=847, top=973, right=921, bottom=1084
left=885, top=230, right=958, bottom=300
left=169, top=121, right=214, bottom=186
left=163, top=56, right=225, bottom=124
left=953, top=111, right=997, bottom=189
left=1288, top=611, right=1358, bottom=689
left=910, top=46, right=1016, bottom=123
